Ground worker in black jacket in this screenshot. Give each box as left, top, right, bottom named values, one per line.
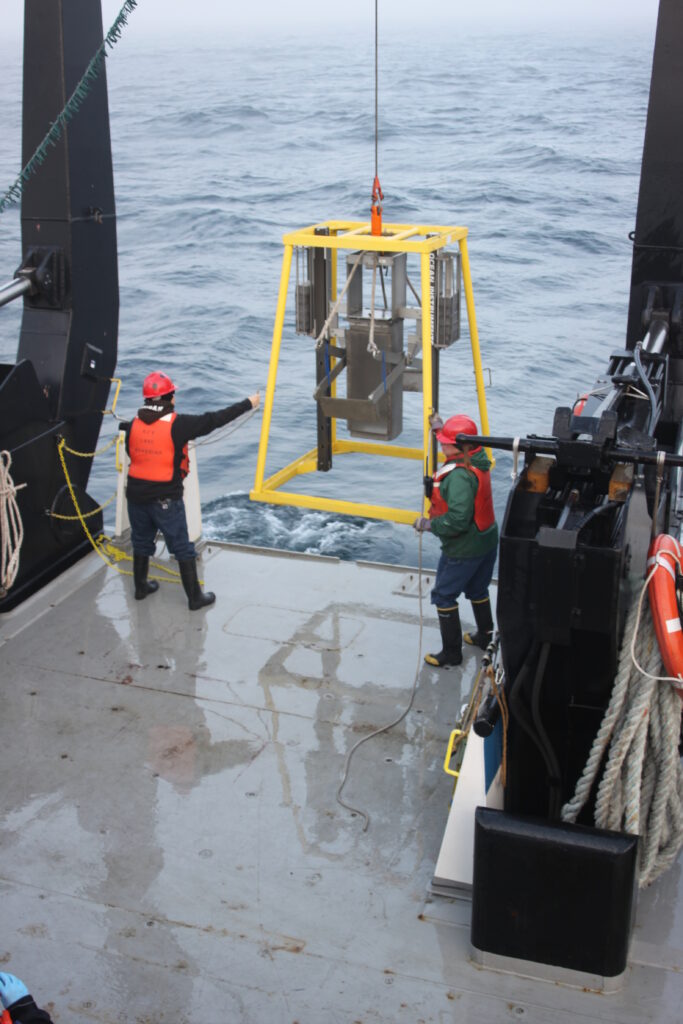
left=125, top=370, right=260, bottom=610
left=0, top=972, right=53, bottom=1023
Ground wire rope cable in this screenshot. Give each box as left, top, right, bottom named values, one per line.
left=315, top=251, right=363, bottom=350
left=374, top=0, right=379, bottom=183
left=335, top=529, right=426, bottom=831
left=633, top=341, right=658, bottom=434
left=336, top=426, right=434, bottom=830
left=194, top=405, right=259, bottom=448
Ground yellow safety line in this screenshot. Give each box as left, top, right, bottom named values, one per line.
left=60, top=436, right=117, bottom=458
left=51, top=377, right=186, bottom=586
left=97, top=536, right=182, bottom=584
left=50, top=493, right=116, bottom=520
left=57, top=437, right=118, bottom=570
left=56, top=436, right=183, bottom=586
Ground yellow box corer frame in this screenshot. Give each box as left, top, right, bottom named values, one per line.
left=250, top=220, right=491, bottom=524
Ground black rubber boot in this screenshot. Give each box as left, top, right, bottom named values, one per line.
left=133, top=554, right=159, bottom=601
left=463, top=596, right=494, bottom=649
left=425, top=605, right=463, bottom=667
left=178, top=558, right=216, bottom=611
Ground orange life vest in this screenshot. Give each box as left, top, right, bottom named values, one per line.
left=428, top=456, right=495, bottom=532
left=128, top=413, right=189, bottom=482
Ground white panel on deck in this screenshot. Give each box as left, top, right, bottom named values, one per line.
left=432, top=730, right=504, bottom=894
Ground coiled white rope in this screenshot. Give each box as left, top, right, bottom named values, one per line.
left=561, top=573, right=683, bottom=887
left=0, top=450, right=26, bottom=596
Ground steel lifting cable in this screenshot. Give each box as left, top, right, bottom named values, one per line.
left=336, top=528, right=426, bottom=831
left=194, top=405, right=259, bottom=448
left=374, top=0, right=379, bottom=187
left=315, top=251, right=363, bottom=350
left=370, top=0, right=383, bottom=235
left=335, top=421, right=508, bottom=828
left=336, top=426, right=435, bottom=830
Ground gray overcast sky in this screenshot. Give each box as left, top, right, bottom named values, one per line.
left=4, top=0, right=662, bottom=40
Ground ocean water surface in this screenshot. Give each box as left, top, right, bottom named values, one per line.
left=0, top=22, right=657, bottom=568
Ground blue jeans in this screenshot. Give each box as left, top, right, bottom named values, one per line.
left=128, top=498, right=196, bottom=561
left=430, top=547, right=496, bottom=608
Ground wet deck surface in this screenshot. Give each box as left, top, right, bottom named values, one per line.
left=1, top=543, right=682, bottom=1023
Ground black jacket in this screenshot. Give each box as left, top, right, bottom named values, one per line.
left=125, top=398, right=252, bottom=504
left=8, top=995, right=53, bottom=1023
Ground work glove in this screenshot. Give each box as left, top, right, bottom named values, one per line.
left=0, top=972, right=29, bottom=1008
left=413, top=516, right=431, bottom=533
left=428, top=412, right=444, bottom=432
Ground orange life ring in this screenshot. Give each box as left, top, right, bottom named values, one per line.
left=647, top=534, right=683, bottom=687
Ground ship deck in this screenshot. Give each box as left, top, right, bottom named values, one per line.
left=1, top=542, right=682, bottom=1023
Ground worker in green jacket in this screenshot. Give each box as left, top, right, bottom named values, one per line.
left=414, top=414, right=498, bottom=667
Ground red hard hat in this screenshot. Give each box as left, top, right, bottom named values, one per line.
left=143, top=371, right=175, bottom=399
left=435, top=414, right=478, bottom=445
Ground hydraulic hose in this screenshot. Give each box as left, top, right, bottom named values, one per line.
left=633, top=341, right=658, bottom=435
left=508, top=641, right=562, bottom=817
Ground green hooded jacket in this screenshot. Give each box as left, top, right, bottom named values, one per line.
left=429, top=448, right=499, bottom=559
